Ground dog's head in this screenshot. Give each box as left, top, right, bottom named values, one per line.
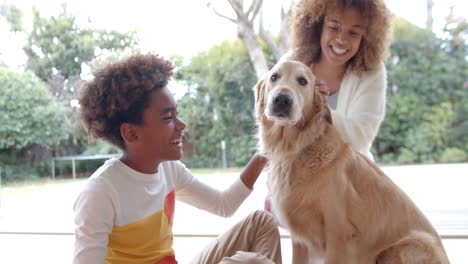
left=254, top=60, right=331, bottom=128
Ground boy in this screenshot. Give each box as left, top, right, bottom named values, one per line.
left=73, top=53, right=281, bottom=264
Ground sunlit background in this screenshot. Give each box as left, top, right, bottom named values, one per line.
left=0, top=0, right=467, bottom=263
left=2, top=0, right=467, bottom=66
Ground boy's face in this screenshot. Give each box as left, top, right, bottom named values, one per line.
left=134, top=87, right=186, bottom=164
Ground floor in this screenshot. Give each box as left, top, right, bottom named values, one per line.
left=0, top=163, right=467, bottom=263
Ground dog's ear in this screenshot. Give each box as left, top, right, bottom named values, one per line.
left=253, top=78, right=266, bottom=119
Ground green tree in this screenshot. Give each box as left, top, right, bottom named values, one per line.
left=23, top=6, right=139, bottom=101
left=373, top=93, right=423, bottom=162
left=3, top=4, right=24, bottom=32
left=0, top=5, right=139, bottom=182
left=375, top=18, right=467, bottom=163
left=0, top=67, right=69, bottom=180
left=442, top=14, right=468, bottom=158
left=18, top=5, right=140, bottom=163
left=175, top=40, right=258, bottom=168
left=387, top=19, right=465, bottom=106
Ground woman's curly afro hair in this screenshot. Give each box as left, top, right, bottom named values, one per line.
left=78, top=53, right=174, bottom=150
left=289, top=0, right=393, bottom=74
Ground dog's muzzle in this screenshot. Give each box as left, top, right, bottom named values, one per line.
left=272, top=92, right=292, bottom=117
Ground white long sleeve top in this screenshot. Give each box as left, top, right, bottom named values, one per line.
left=73, top=158, right=251, bottom=264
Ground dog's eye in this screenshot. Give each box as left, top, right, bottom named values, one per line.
left=297, top=77, right=308, bottom=86
left=271, top=73, right=279, bottom=82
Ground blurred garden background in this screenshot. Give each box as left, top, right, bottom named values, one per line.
left=0, top=0, right=466, bottom=184
left=0, top=1, right=467, bottom=263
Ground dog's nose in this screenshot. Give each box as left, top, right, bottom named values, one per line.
left=273, top=93, right=292, bottom=117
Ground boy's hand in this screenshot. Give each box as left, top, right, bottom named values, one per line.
left=240, top=153, right=268, bottom=190
left=253, top=153, right=268, bottom=166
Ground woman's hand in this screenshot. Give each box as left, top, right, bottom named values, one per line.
left=315, top=79, right=330, bottom=104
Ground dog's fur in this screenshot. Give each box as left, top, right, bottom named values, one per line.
left=254, top=60, right=450, bottom=264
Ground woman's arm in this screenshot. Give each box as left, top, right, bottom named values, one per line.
left=332, top=63, right=387, bottom=156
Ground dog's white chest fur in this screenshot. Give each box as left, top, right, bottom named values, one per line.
left=266, top=159, right=328, bottom=252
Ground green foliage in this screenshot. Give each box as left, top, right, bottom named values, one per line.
left=399, top=124, right=433, bottom=163
left=448, top=89, right=468, bottom=152
left=396, top=148, right=418, bottom=164
left=1, top=5, right=138, bottom=182
left=23, top=6, right=139, bottom=100
left=25, top=7, right=138, bottom=81
left=0, top=162, right=39, bottom=182
left=440, top=148, right=466, bottom=163
left=0, top=5, right=140, bottom=182
left=391, top=102, right=456, bottom=163
left=0, top=67, right=69, bottom=181
left=4, top=4, right=24, bottom=32
left=175, top=40, right=258, bottom=168
left=82, top=141, right=121, bottom=156
left=0, top=67, right=69, bottom=150
left=375, top=18, right=467, bottom=164
left=387, top=19, right=466, bottom=106
left=373, top=93, right=423, bottom=157
left=423, top=102, right=454, bottom=149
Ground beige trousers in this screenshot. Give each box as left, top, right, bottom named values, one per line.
left=190, top=210, right=282, bottom=264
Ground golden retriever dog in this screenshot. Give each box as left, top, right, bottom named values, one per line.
left=253, top=60, right=450, bottom=264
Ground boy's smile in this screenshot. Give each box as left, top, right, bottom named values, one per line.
left=170, top=138, right=183, bottom=147
left=122, top=86, right=186, bottom=173
left=143, top=87, right=186, bottom=163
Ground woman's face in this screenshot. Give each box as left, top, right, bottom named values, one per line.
left=320, top=7, right=367, bottom=66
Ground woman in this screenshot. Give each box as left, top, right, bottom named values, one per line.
left=286, top=0, right=393, bottom=159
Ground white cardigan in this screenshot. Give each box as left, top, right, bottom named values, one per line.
left=330, top=62, right=387, bottom=159
left=279, top=53, right=387, bottom=159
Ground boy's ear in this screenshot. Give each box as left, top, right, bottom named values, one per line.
left=120, top=123, right=138, bottom=144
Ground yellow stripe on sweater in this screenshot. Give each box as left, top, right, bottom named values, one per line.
left=106, top=210, right=174, bottom=264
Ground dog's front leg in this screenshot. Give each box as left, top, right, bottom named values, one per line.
left=323, top=246, right=345, bottom=264
left=324, top=250, right=352, bottom=264
left=292, top=240, right=309, bottom=264
left=292, top=240, right=326, bottom=264
left=323, top=238, right=357, bottom=264
left=324, top=243, right=374, bottom=264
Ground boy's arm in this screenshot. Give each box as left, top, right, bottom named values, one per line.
left=173, top=154, right=267, bottom=217
left=240, top=153, right=268, bottom=190
left=73, top=181, right=114, bottom=264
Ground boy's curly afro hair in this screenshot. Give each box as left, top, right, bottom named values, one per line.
left=289, top=0, right=393, bottom=75
left=78, top=53, right=174, bottom=150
